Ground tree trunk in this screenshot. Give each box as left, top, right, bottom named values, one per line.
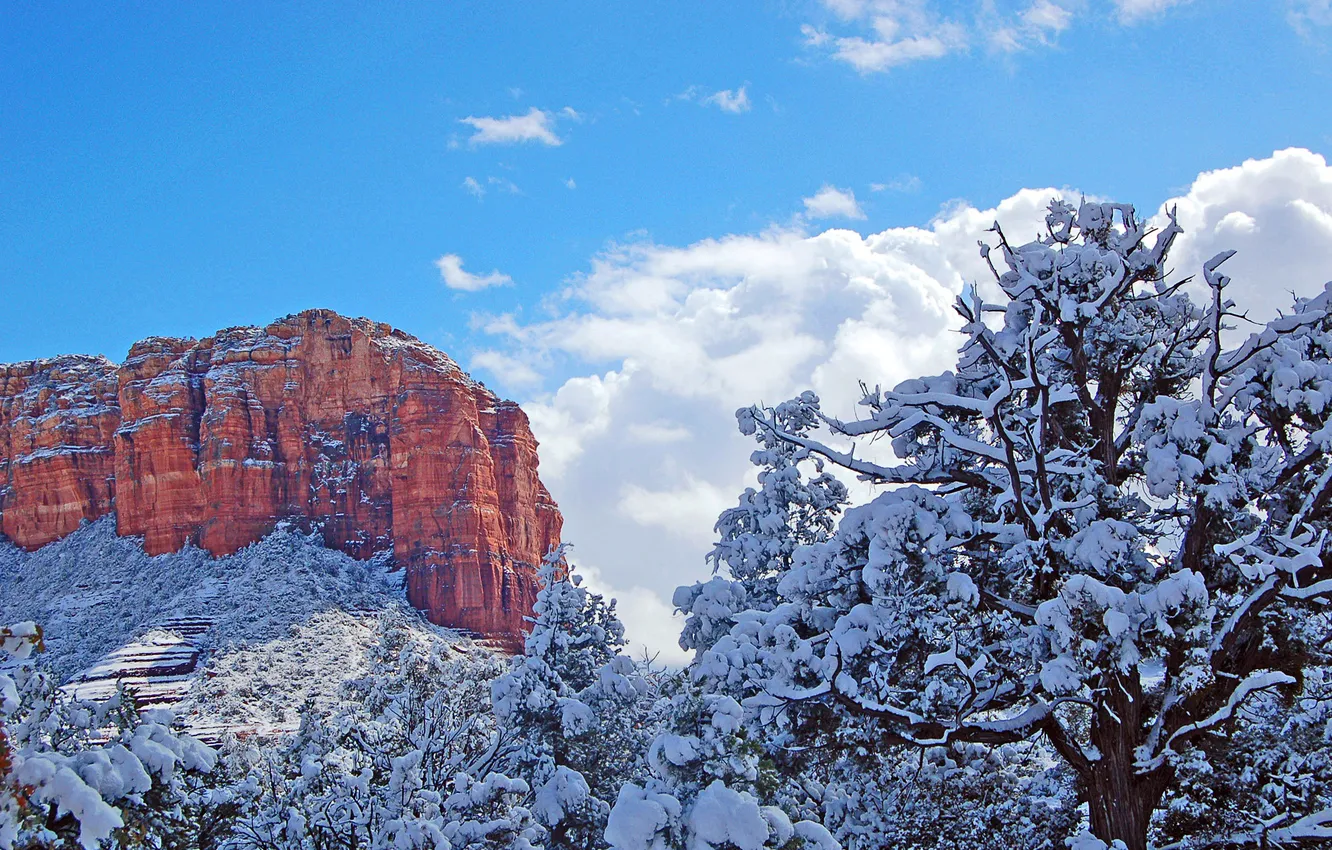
left=1085, top=672, right=1167, bottom=850
left=1086, top=764, right=1162, bottom=850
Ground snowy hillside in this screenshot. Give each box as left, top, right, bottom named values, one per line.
left=0, top=517, right=475, bottom=739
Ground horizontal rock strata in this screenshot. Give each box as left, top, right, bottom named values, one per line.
left=0, top=310, right=561, bottom=648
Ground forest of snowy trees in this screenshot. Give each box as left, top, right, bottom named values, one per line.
left=4, top=199, right=1332, bottom=849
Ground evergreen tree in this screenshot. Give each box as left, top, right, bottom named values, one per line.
left=669, top=201, right=1332, bottom=849
left=491, top=548, right=652, bottom=849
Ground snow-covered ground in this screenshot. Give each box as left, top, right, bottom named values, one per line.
left=0, top=517, right=477, bottom=740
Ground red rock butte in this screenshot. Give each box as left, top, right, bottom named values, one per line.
left=0, top=310, right=562, bottom=649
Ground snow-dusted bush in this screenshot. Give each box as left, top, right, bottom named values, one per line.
left=673, top=201, right=1332, bottom=850
left=491, top=547, right=655, bottom=849
left=1, top=622, right=217, bottom=849
left=225, top=612, right=540, bottom=849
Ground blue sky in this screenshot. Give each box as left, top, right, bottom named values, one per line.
left=3, top=1, right=1330, bottom=364
left=5, top=1, right=1332, bottom=656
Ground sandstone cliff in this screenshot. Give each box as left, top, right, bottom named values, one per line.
left=0, top=310, right=561, bottom=648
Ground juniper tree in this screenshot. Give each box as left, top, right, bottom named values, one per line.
left=685, top=201, right=1332, bottom=849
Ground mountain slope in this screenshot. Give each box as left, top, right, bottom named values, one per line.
left=0, top=517, right=479, bottom=740
left=0, top=309, right=562, bottom=647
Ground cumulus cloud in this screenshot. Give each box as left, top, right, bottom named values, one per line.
left=462, top=176, right=485, bottom=198
left=435, top=254, right=513, bottom=291
left=488, top=191, right=1057, bottom=654
left=620, top=475, right=735, bottom=549
left=522, top=370, right=626, bottom=480
left=626, top=421, right=692, bottom=444
left=459, top=107, right=564, bottom=146
left=1150, top=147, right=1332, bottom=327
left=486, top=150, right=1332, bottom=659
left=803, top=184, right=867, bottom=219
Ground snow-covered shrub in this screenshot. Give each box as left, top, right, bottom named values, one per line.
left=224, top=612, right=543, bottom=849
left=0, top=519, right=405, bottom=680
left=1, top=621, right=218, bottom=849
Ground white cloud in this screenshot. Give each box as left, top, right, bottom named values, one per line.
left=819, top=25, right=965, bottom=71
left=459, top=107, right=563, bottom=146
left=1150, top=147, right=1332, bottom=327
left=626, top=421, right=692, bottom=444
left=461, top=175, right=522, bottom=198
left=435, top=254, right=513, bottom=292
left=566, top=177, right=577, bottom=189
left=803, top=184, right=867, bottom=219
left=1112, top=0, right=1192, bottom=23
left=1024, top=0, right=1073, bottom=31
left=704, top=86, right=752, bottom=113
left=871, top=174, right=922, bottom=193
left=489, top=197, right=1041, bottom=655
left=1290, top=0, right=1332, bottom=33
left=803, top=1, right=967, bottom=72
left=675, top=85, right=754, bottom=114
left=523, top=370, right=627, bottom=480
left=488, top=176, right=522, bottom=194
left=620, top=475, right=734, bottom=548
left=471, top=350, right=541, bottom=388
left=1215, top=210, right=1258, bottom=235
left=989, top=0, right=1074, bottom=51
left=804, top=0, right=1217, bottom=70
left=490, top=149, right=1332, bottom=659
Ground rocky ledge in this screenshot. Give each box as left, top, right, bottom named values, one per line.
left=0, top=310, right=561, bottom=649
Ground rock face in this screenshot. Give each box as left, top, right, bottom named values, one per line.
left=0, top=310, right=562, bottom=648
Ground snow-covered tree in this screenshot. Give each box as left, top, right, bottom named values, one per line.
left=226, top=613, right=541, bottom=850
left=710, top=394, right=849, bottom=612
left=602, top=681, right=844, bottom=850
left=689, top=200, right=1332, bottom=849
left=606, top=596, right=839, bottom=846
left=673, top=394, right=849, bottom=661
left=1155, top=668, right=1331, bottom=847
left=1, top=622, right=217, bottom=850
left=672, top=386, right=1074, bottom=849
left=490, top=547, right=652, bottom=849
